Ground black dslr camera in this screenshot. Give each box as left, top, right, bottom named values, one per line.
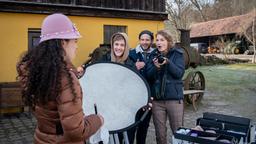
left=155, top=51, right=165, bottom=64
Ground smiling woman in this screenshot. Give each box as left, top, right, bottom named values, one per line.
left=90, top=32, right=137, bottom=143
left=113, top=36, right=125, bottom=58
left=110, top=33, right=131, bottom=65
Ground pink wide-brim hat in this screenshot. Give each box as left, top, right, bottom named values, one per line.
left=40, top=13, right=81, bottom=43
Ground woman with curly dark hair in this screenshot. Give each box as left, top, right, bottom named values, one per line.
left=17, top=13, right=103, bottom=144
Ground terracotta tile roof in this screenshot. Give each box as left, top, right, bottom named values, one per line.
left=190, top=11, right=255, bottom=38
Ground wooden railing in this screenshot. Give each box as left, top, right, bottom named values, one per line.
left=6, top=0, right=166, bottom=12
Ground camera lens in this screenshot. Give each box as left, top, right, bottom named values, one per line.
left=157, top=55, right=165, bottom=63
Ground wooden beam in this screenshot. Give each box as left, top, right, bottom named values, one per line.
left=0, top=1, right=168, bottom=21
left=183, top=90, right=204, bottom=95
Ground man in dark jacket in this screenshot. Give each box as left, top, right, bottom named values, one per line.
left=129, top=30, right=155, bottom=144
left=130, top=30, right=155, bottom=77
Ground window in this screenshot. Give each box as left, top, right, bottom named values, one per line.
left=28, top=28, right=41, bottom=50
left=104, top=25, right=127, bottom=44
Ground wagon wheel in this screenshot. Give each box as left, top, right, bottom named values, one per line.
left=184, top=71, right=205, bottom=104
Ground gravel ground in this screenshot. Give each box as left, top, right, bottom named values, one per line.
left=1, top=93, right=254, bottom=144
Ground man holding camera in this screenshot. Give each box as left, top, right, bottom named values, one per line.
left=129, top=30, right=155, bottom=144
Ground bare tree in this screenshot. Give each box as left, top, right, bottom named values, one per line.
left=248, top=10, right=256, bottom=63
left=166, top=0, right=194, bottom=41
left=240, top=9, right=256, bottom=63
left=232, top=0, right=256, bottom=16
left=189, top=0, right=256, bottom=22
left=189, top=0, right=210, bottom=21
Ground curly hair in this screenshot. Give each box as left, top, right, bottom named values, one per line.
left=17, top=39, right=77, bottom=109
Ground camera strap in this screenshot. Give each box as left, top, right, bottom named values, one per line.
left=159, top=51, right=176, bottom=98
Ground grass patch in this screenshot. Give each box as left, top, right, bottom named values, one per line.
left=197, top=64, right=256, bottom=95
left=182, top=64, right=256, bottom=123
left=191, top=64, right=256, bottom=118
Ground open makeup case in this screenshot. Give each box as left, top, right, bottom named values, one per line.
left=173, top=112, right=256, bottom=144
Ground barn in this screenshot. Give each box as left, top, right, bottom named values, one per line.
left=190, top=10, right=255, bottom=54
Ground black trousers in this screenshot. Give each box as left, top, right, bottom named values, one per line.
left=127, top=108, right=152, bottom=144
